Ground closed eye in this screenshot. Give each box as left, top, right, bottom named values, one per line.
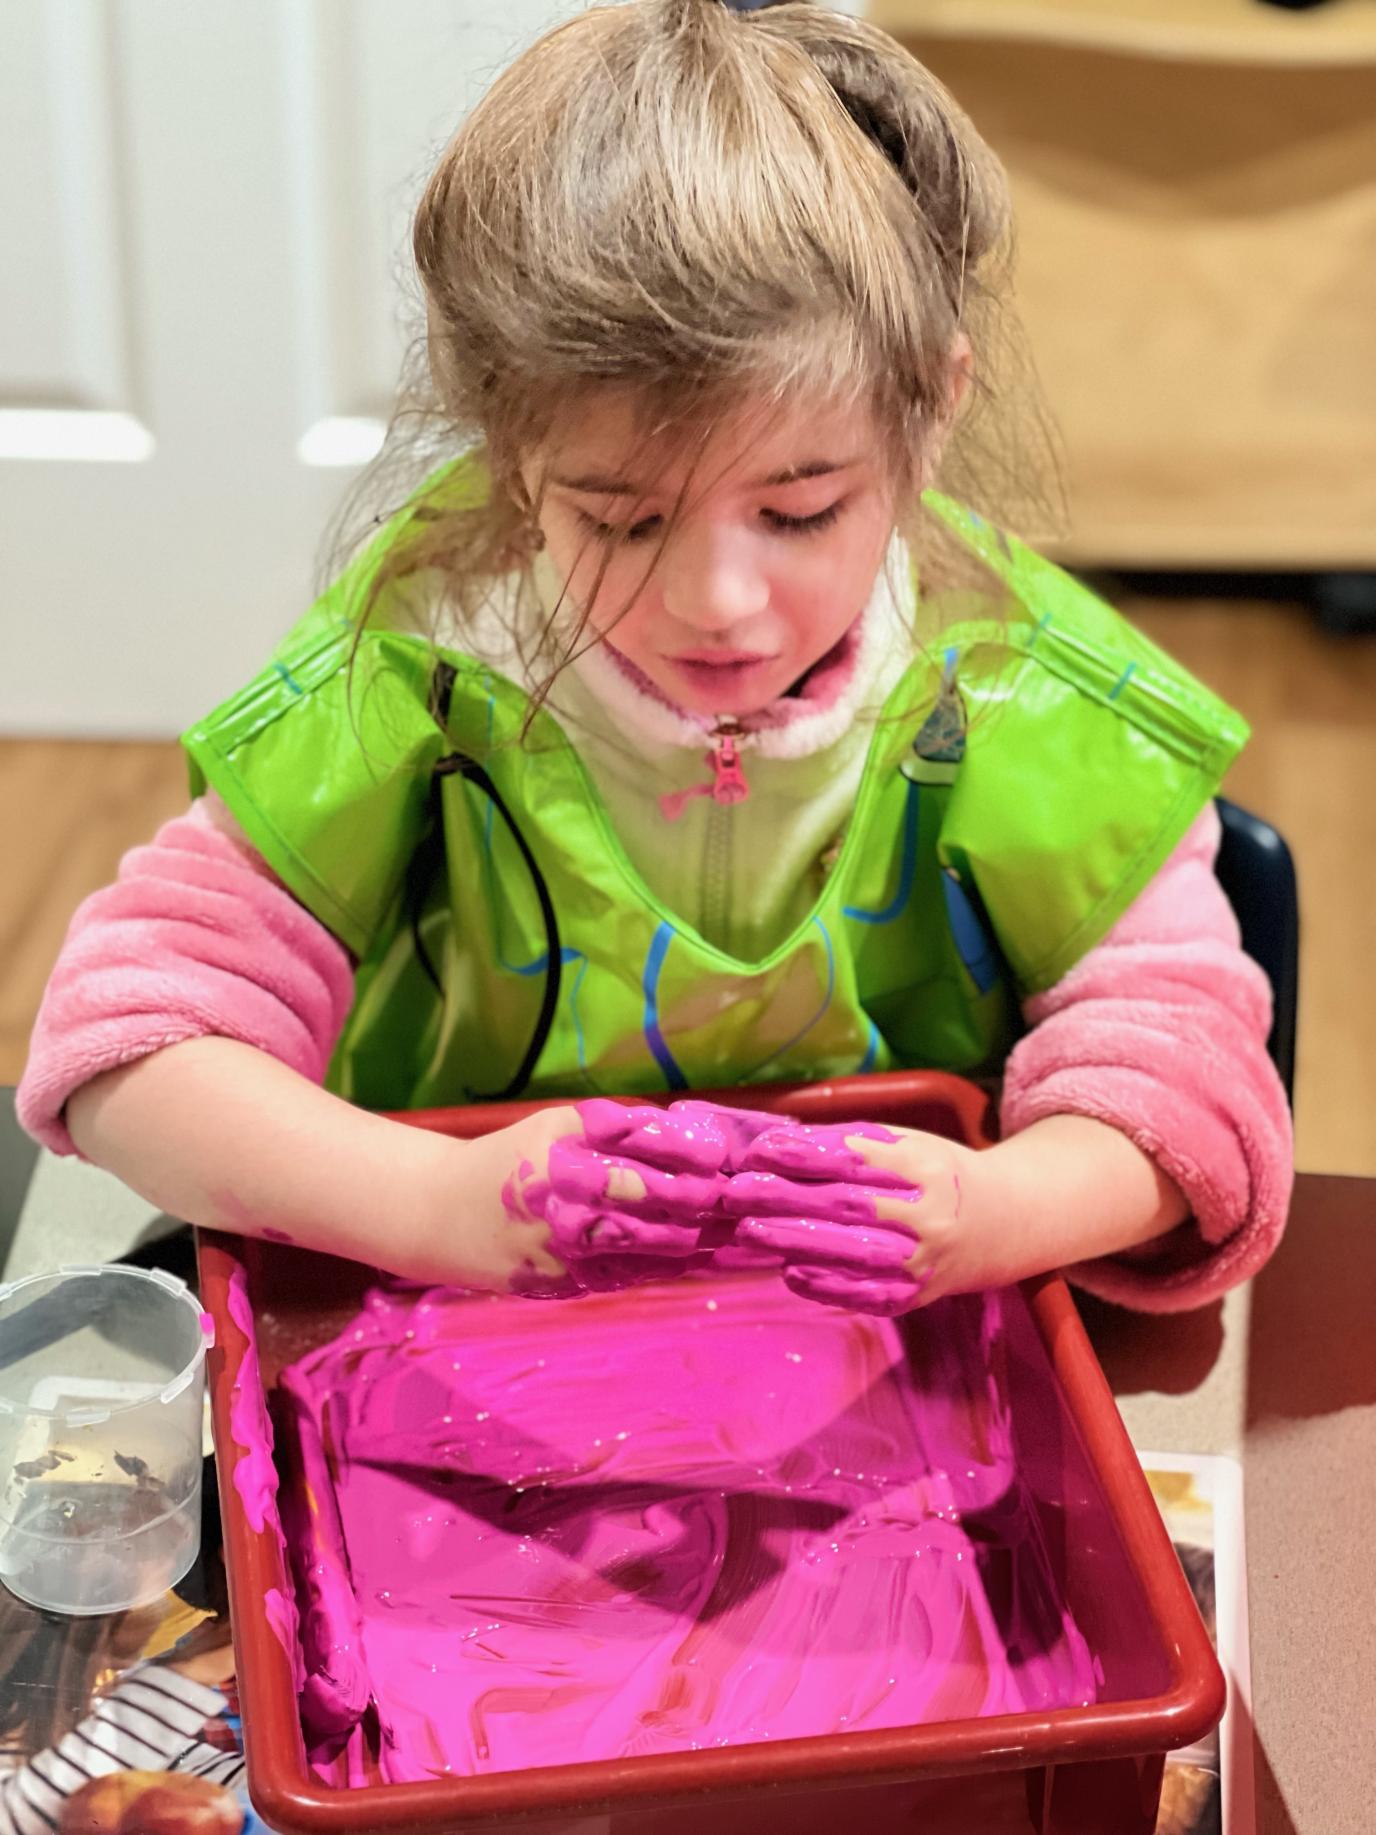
left=577, top=511, right=662, bottom=544
left=761, top=502, right=845, bottom=534
left=576, top=501, right=846, bottom=543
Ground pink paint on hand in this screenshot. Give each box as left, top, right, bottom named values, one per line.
left=724, top=1121, right=928, bottom=1317
left=782, top=1261, right=932, bottom=1318
left=502, top=1102, right=778, bottom=1298
left=505, top=1103, right=936, bottom=1310
left=722, top=1171, right=917, bottom=1228
left=739, top=1121, right=917, bottom=1189
left=738, top=1215, right=926, bottom=1315
left=737, top=1216, right=918, bottom=1272
left=575, top=1098, right=775, bottom=1177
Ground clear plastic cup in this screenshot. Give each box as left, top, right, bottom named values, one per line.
left=0, top=1264, right=213, bottom=1615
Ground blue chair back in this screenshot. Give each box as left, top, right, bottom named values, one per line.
left=1213, top=799, right=1299, bottom=1103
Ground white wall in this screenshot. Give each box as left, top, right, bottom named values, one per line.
left=0, top=0, right=579, bottom=737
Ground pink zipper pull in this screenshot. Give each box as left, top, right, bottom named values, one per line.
left=660, top=728, right=751, bottom=822
left=707, top=733, right=749, bottom=804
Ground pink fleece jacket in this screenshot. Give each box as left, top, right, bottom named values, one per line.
left=16, top=798, right=1291, bottom=1311
left=16, top=800, right=355, bottom=1157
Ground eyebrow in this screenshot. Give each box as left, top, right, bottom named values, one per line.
left=547, top=457, right=859, bottom=495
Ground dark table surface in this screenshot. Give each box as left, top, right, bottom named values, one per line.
left=2, top=1089, right=1372, bottom=1833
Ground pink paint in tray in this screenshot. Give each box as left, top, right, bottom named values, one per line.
left=275, top=1275, right=1106, bottom=1785
left=204, top=1072, right=1224, bottom=1834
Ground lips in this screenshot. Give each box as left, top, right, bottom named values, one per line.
left=596, top=614, right=866, bottom=732
left=665, top=654, right=776, bottom=697
left=672, top=650, right=774, bottom=667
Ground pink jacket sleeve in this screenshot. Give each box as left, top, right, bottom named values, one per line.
left=16, top=798, right=356, bottom=1158
left=999, top=804, right=1293, bottom=1311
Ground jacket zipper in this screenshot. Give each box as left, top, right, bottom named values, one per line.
left=659, top=719, right=750, bottom=824
left=698, top=720, right=744, bottom=943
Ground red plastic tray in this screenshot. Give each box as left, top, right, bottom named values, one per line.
left=200, top=1070, right=1224, bottom=1835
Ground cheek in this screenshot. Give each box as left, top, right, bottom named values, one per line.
left=785, top=595, right=862, bottom=668
left=783, top=517, right=893, bottom=646
left=843, top=495, right=900, bottom=582
left=544, top=526, right=658, bottom=640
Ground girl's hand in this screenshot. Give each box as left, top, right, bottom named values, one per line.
left=454, top=1100, right=742, bottom=1297
left=722, top=1121, right=1018, bottom=1314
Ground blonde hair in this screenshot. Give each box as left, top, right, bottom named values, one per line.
left=334, top=0, right=1059, bottom=699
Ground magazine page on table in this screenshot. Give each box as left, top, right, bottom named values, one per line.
left=1140, top=1451, right=1255, bottom=1835
left=1, top=1446, right=1253, bottom=1835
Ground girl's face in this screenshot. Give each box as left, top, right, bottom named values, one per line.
left=526, top=391, right=899, bottom=718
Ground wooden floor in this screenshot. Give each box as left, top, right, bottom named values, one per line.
left=2, top=595, right=1372, bottom=1174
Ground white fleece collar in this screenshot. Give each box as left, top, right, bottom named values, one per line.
left=532, top=544, right=915, bottom=763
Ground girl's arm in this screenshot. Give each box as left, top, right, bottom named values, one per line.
left=65, top=1039, right=510, bottom=1285
left=17, top=794, right=567, bottom=1287
left=731, top=1116, right=1187, bottom=1315
left=734, top=806, right=1293, bottom=1314
left=962, top=1111, right=1189, bottom=1268
left=19, top=800, right=703, bottom=1293
left=16, top=797, right=355, bottom=1159
left=65, top=1047, right=737, bottom=1294
left=17, top=795, right=481, bottom=1276
left=998, top=801, right=1294, bottom=1310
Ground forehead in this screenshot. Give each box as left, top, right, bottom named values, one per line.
left=542, top=387, right=879, bottom=490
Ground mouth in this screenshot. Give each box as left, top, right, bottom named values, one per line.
left=596, top=614, right=866, bottom=732
left=663, top=653, right=777, bottom=696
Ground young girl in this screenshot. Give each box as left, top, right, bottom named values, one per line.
left=18, top=0, right=1290, bottom=1315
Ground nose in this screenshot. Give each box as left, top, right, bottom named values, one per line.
left=659, top=525, right=769, bottom=633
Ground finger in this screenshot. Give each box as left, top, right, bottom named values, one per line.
left=667, top=1100, right=782, bottom=1171
left=607, top=1156, right=721, bottom=1216
left=552, top=1142, right=721, bottom=1218
left=781, top=1263, right=927, bottom=1317
left=585, top=1211, right=703, bottom=1254
left=577, top=1099, right=737, bottom=1177
left=738, top=1122, right=916, bottom=1190
left=709, top=1240, right=784, bottom=1271
left=722, top=1171, right=919, bottom=1226
left=736, top=1215, right=918, bottom=1272
left=542, top=1195, right=703, bottom=1257
left=603, top=1162, right=647, bottom=1204
left=575, top=1099, right=668, bottom=1160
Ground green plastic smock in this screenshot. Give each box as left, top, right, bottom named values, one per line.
left=183, top=468, right=1248, bottom=1111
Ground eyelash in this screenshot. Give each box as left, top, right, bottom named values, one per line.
left=577, top=503, right=845, bottom=544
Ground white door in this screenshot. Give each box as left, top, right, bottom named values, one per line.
left=0, top=0, right=578, bottom=738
